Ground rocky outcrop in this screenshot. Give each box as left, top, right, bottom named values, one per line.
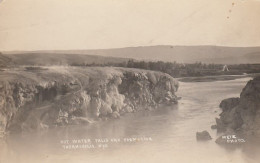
left=215, top=76, right=260, bottom=139
left=219, top=98, right=240, bottom=112
left=196, top=130, right=212, bottom=141
left=0, top=67, right=179, bottom=135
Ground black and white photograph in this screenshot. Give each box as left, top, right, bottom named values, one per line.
left=0, top=0, right=260, bottom=162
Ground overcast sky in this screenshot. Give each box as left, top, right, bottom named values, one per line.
left=0, top=0, right=260, bottom=51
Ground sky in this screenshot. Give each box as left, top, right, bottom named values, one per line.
left=0, top=0, right=260, bottom=51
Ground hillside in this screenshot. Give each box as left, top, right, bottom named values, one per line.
left=81, top=46, right=260, bottom=64
left=0, top=53, right=130, bottom=66
left=0, top=53, right=13, bottom=68
left=4, top=45, right=260, bottom=64
left=2, top=45, right=260, bottom=66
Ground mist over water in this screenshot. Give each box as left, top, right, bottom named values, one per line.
left=1, top=77, right=260, bottom=163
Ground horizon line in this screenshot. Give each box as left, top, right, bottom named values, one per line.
left=1, top=44, right=260, bottom=53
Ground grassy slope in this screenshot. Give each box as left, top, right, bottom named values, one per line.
left=3, top=45, right=260, bottom=64
left=0, top=53, right=129, bottom=66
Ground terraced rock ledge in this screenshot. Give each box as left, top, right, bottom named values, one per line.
left=0, top=67, right=179, bottom=135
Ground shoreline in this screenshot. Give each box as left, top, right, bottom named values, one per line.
left=177, top=73, right=260, bottom=82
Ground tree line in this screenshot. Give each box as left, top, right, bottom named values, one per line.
left=71, top=60, right=260, bottom=78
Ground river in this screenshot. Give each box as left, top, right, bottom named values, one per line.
left=1, top=77, right=260, bottom=163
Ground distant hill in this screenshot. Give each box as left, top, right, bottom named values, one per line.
left=73, top=45, right=260, bottom=64
left=0, top=53, right=130, bottom=66
left=2, top=45, right=260, bottom=65
left=0, top=53, right=13, bottom=67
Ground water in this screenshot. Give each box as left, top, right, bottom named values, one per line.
left=1, top=77, right=260, bottom=163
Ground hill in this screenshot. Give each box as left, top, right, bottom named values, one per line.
left=0, top=53, right=130, bottom=66
left=0, top=53, right=13, bottom=68
left=77, top=45, right=260, bottom=64
left=2, top=45, right=260, bottom=65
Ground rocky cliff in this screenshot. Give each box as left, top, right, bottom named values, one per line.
left=216, top=77, right=260, bottom=138
left=0, top=67, right=178, bottom=135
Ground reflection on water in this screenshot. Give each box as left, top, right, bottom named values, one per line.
left=1, top=77, right=260, bottom=163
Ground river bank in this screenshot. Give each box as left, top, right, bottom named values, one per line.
left=178, top=73, right=260, bottom=82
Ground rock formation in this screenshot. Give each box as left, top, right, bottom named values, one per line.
left=0, top=67, right=179, bottom=135
left=215, top=76, right=260, bottom=139
left=196, top=130, right=212, bottom=141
